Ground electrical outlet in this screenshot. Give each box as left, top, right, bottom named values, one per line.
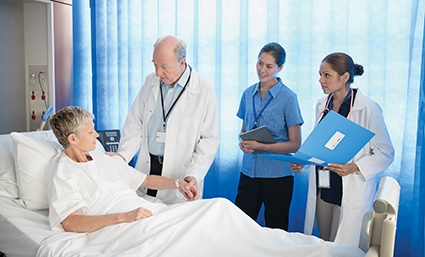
left=29, top=72, right=36, bottom=83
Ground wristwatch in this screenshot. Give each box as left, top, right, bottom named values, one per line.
left=175, top=179, right=180, bottom=189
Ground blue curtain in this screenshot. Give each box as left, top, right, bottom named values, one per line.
left=414, top=14, right=425, bottom=257
left=73, top=1, right=425, bottom=256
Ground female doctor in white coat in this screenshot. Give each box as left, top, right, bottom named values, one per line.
left=290, top=52, right=394, bottom=247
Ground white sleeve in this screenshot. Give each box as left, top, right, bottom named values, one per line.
left=108, top=155, right=147, bottom=190
left=118, top=75, right=153, bottom=163
left=45, top=154, right=88, bottom=230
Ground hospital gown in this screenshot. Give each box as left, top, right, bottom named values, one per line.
left=39, top=152, right=366, bottom=257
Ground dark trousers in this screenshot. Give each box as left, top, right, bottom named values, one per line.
left=235, top=173, right=294, bottom=230
left=147, top=154, right=163, bottom=197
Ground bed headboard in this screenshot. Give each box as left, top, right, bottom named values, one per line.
left=359, top=176, right=400, bottom=257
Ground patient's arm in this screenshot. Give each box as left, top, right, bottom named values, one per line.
left=141, top=175, right=199, bottom=201
left=61, top=207, right=152, bottom=233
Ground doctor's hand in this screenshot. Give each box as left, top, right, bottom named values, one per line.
left=105, top=152, right=126, bottom=162
left=178, top=176, right=199, bottom=201
left=289, top=163, right=305, bottom=173
left=326, top=163, right=359, bottom=177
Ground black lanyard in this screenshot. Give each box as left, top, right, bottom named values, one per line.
left=252, top=85, right=272, bottom=129
left=159, top=66, right=192, bottom=127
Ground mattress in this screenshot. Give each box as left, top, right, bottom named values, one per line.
left=0, top=197, right=57, bottom=257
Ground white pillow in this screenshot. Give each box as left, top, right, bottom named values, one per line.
left=0, top=134, right=19, bottom=199
left=11, top=132, right=62, bottom=210
left=10, top=131, right=106, bottom=210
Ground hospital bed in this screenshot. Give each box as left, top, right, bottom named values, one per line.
left=0, top=130, right=398, bottom=257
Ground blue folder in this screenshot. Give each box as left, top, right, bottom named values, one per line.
left=259, top=110, right=375, bottom=166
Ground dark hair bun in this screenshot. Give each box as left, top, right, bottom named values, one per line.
left=354, top=64, right=364, bottom=76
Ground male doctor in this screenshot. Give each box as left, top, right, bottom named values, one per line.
left=114, top=35, right=219, bottom=205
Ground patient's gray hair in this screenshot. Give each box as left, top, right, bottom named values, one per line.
left=50, top=106, right=94, bottom=148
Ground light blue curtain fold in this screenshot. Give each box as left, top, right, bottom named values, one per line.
left=73, top=1, right=425, bottom=256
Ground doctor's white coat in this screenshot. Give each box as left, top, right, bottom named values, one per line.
left=304, top=89, right=394, bottom=247
left=118, top=70, right=219, bottom=205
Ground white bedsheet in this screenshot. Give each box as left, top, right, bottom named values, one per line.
left=0, top=197, right=58, bottom=257
left=37, top=198, right=365, bottom=257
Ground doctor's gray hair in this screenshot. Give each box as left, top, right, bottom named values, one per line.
left=174, top=37, right=186, bottom=61
left=50, top=106, right=94, bottom=148
left=154, top=35, right=187, bottom=62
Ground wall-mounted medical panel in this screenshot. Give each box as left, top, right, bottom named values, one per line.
left=28, top=65, right=49, bottom=131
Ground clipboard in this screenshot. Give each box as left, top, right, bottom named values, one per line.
left=240, top=126, right=276, bottom=154
left=259, top=111, right=375, bottom=165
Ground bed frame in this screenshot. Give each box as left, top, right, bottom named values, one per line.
left=360, top=176, right=400, bottom=257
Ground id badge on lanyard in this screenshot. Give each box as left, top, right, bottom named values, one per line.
left=156, top=131, right=166, bottom=143
left=318, top=168, right=331, bottom=188
left=156, top=121, right=167, bottom=143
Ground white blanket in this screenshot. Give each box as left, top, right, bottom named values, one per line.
left=37, top=198, right=365, bottom=257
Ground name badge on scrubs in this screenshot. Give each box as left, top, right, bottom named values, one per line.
left=318, top=168, right=330, bottom=188
left=156, top=132, right=166, bottom=143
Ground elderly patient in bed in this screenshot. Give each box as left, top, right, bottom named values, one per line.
left=42, top=106, right=365, bottom=257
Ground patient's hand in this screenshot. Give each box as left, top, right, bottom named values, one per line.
left=122, top=207, right=153, bottom=222
left=178, top=176, right=199, bottom=201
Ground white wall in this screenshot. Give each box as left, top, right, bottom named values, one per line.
left=0, top=0, right=54, bottom=133
left=0, top=0, right=26, bottom=133
left=23, top=2, right=54, bottom=131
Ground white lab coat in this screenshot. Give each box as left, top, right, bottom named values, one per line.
left=304, top=89, right=394, bottom=247
left=118, top=70, right=219, bottom=204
